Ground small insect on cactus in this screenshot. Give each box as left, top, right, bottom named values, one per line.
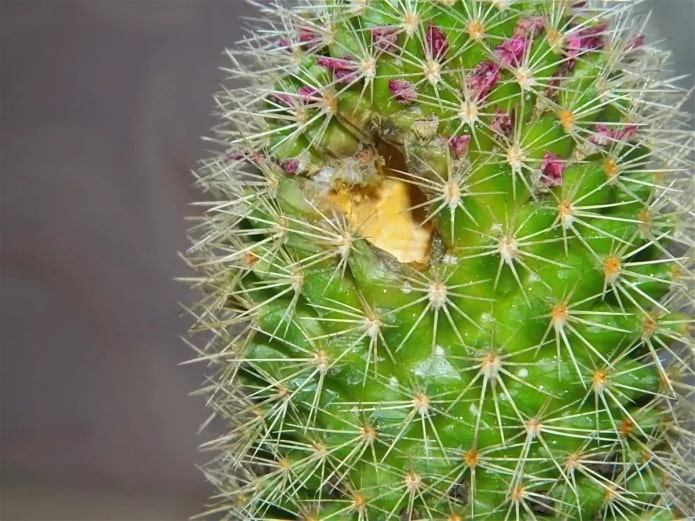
left=187, top=0, right=694, bottom=519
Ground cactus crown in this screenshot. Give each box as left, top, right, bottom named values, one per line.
left=187, top=0, right=694, bottom=520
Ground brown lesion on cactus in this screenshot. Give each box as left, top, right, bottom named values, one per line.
left=328, top=143, right=434, bottom=264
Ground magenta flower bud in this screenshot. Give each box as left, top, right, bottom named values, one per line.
left=448, top=135, right=471, bottom=159
left=370, top=26, right=399, bottom=52
left=281, top=159, right=299, bottom=174
left=540, top=152, right=565, bottom=187
left=316, top=56, right=353, bottom=71
left=627, top=35, right=644, bottom=52
left=544, top=63, right=571, bottom=97
left=270, top=92, right=295, bottom=106
left=515, top=16, right=545, bottom=38
left=494, top=35, right=530, bottom=67
left=589, top=124, right=637, bottom=145
left=388, top=79, right=418, bottom=104
left=615, top=124, right=637, bottom=142
left=589, top=124, right=612, bottom=146
left=298, top=26, right=321, bottom=48
left=298, top=86, right=321, bottom=102
left=226, top=151, right=264, bottom=163
left=317, top=56, right=357, bottom=83
left=468, top=61, right=500, bottom=101
left=277, top=38, right=290, bottom=49
left=226, top=152, right=246, bottom=161
left=491, top=109, right=514, bottom=137
left=566, top=24, right=606, bottom=67
left=425, top=23, right=448, bottom=60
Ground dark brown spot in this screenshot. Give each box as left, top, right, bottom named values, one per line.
left=528, top=492, right=555, bottom=515
left=448, top=478, right=469, bottom=505
left=585, top=454, right=618, bottom=479
left=321, top=475, right=344, bottom=499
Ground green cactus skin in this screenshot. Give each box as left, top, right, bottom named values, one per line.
left=187, top=1, right=694, bottom=520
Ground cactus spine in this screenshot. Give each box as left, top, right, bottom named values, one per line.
left=187, top=1, right=694, bottom=519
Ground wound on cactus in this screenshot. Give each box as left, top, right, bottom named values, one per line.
left=188, top=1, right=694, bottom=520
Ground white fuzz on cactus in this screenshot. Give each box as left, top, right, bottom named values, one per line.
left=186, top=1, right=694, bottom=520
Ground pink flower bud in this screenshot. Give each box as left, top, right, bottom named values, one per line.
left=388, top=79, right=418, bottom=104
left=281, top=159, right=299, bottom=174
left=627, top=35, right=644, bottom=52
left=299, top=26, right=321, bottom=48
left=270, top=92, right=295, bottom=106
left=468, top=61, right=500, bottom=101
left=615, top=124, right=637, bottom=142
left=370, top=26, right=399, bottom=52
left=589, top=124, right=637, bottom=145
left=544, top=63, right=571, bottom=98
left=226, top=152, right=246, bottom=161
left=298, top=86, right=321, bottom=102
left=317, top=56, right=358, bottom=83
left=566, top=24, right=606, bottom=68
left=494, top=35, right=530, bottom=67
left=540, top=152, right=565, bottom=187
left=491, top=109, right=514, bottom=137
left=515, top=16, right=545, bottom=38
left=226, top=151, right=264, bottom=163
left=425, top=23, right=448, bottom=60
left=449, top=135, right=472, bottom=159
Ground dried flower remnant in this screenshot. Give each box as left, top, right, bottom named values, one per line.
left=388, top=79, right=418, bottom=104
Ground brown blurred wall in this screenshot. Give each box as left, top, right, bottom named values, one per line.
left=0, top=2, right=254, bottom=519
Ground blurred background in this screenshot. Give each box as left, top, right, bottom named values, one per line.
left=0, top=1, right=692, bottom=520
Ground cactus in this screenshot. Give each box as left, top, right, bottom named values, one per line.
left=187, top=1, right=694, bottom=519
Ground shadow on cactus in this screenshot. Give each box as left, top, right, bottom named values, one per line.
left=186, top=0, right=694, bottom=519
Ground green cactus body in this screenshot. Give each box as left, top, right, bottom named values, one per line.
left=188, top=1, right=693, bottom=519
